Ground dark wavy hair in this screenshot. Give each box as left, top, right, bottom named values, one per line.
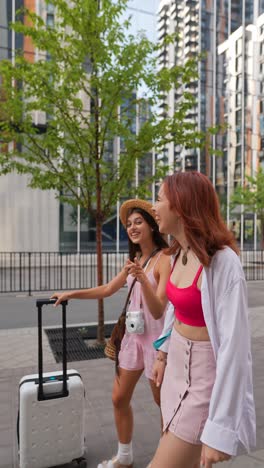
left=163, top=171, right=239, bottom=266
left=125, top=208, right=168, bottom=259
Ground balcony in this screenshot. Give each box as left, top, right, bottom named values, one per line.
left=184, top=44, right=198, bottom=56
left=184, top=36, right=198, bottom=47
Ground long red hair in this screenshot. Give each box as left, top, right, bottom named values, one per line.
left=163, top=171, right=239, bottom=266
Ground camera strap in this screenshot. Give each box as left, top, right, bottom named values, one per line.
left=121, top=247, right=161, bottom=317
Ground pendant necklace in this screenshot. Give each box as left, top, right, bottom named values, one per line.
left=182, top=246, right=190, bottom=266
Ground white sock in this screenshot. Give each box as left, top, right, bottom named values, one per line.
left=117, top=441, right=133, bottom=465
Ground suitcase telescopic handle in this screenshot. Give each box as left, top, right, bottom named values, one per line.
left=36, top=298, right=68, bottom=307
left=37, top=298, right=69, bottom=401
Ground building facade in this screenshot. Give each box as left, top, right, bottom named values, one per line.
left=218, top=14, right=264, bottom=247
left=158, top=0, right=264, bottom=247
left=0, top=1, right=158, bottom=252
left=0, top=0, right=60, bottom=252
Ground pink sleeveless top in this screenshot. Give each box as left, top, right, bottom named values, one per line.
left=126, top=252, right=165, bottom=338
left=166, top=260, right=206, bottom=327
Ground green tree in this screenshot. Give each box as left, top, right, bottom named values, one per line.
left=0, top=0, right=205, bottom=343
left=231, top=168, right=264, bottom=247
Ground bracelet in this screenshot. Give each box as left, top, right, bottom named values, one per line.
left=157, top=355, right=167, bottom=363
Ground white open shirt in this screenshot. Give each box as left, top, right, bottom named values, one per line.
left=158, top=247, right=256, bottom=456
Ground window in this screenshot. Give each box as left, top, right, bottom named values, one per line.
left=235, top=56, right=242, bottom=73
left=234, top=164, right=241, bottom=178
left=46, top=3, right=55, bottom=28
left=236, top=146, right=241, bottom=162
left=236, top=93, right=242, bottom=107
left=236, top=109, right=242, bottom=127
left=236, top=76, right=242, bottom=90
left=236, top=38, right=242, bottom=56
left=260, top=115, right=264, bottom=137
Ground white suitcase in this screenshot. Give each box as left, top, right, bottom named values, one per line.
left=18, top=298, right=86, bottom=468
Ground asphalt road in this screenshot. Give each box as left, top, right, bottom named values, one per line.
left=0, top=281, right=263, bottom=330
left=0, top=288, right=128, bottom=329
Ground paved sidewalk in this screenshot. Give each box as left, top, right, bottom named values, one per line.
left=0, top=292, right=264, bottom=467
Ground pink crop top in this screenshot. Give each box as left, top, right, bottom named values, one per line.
left=166, top=261, right=206, bottom=327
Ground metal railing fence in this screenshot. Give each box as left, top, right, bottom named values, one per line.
left=0, top=251, right=128, bottom=295
left=0, top=250, right=263, bottom=295
left=240, top=249, right=264, bottom=281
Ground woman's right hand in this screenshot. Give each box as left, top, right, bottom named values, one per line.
left=123, top=258, right=132, bottom=276
left=50, top=292, right=70, bottom=307
left=153, top=352, right=167, bottom=388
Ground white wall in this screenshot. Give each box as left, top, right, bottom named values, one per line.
left=0, top=173, right=59, bottom=251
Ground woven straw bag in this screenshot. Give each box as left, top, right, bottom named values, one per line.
left=104, top=339, right=116, bottom=361
left=104, top=295, right=134, bottom=361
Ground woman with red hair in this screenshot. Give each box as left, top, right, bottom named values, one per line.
left=149, top=171, right=256, bottom=468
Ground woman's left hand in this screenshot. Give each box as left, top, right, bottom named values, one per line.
left=153, top=352, right=167, bottom=387
left=127, top=258, right=148, bottom=284
left=200, top=444, right=231, bottom=466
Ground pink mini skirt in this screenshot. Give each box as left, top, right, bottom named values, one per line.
left=161, top=327, right=216, bottom=445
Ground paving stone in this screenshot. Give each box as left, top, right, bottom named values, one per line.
left=0, top=327, right=56, bottom=370
left=0, top=300, right=264, bottom=467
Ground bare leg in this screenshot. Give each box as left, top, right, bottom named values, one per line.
left=148, top=378, right=163, bottom=432
left=149, top=378, right=161, bottom=407
left=112, top=367, right=143, bottom=443
left=145, top=378, right=163, bottom=467
left=150, top=431, right=202, bottom=468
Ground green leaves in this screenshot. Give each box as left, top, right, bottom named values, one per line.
left=231, top=168, right=264, bottom=242
left=230, top=168, right=264, bottom=215
left=0, top=0, right=206, bottom=220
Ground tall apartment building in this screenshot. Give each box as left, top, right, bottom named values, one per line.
left=218, top=13, right=264, bottom=246
left=158, top=0, right=262, bottom=173
left=158, top=0, right=264, bottom=247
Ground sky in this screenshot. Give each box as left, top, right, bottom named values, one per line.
left=123, top=0, right=160, bottom=42
left=120, top=0, right=160, bottom=97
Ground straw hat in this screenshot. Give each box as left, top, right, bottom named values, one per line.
left=120, top=199, right=155, bottom=227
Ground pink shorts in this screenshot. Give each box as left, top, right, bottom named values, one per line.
left=118, top=332, right=158, bottom=380
left=161, top=327, right=216, bottom=445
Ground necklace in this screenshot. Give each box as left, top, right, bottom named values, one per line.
left=182, top=246, right=190, bottom=266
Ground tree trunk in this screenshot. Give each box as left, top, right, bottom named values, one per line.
left=261, top=219, right=264, bottom=250
left=94, top=66, right=104, bottom=344
left=96, top=216, right=105, bottom=344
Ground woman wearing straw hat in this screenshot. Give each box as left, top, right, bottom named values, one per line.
left=52, top=199, right=171, bottom=468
